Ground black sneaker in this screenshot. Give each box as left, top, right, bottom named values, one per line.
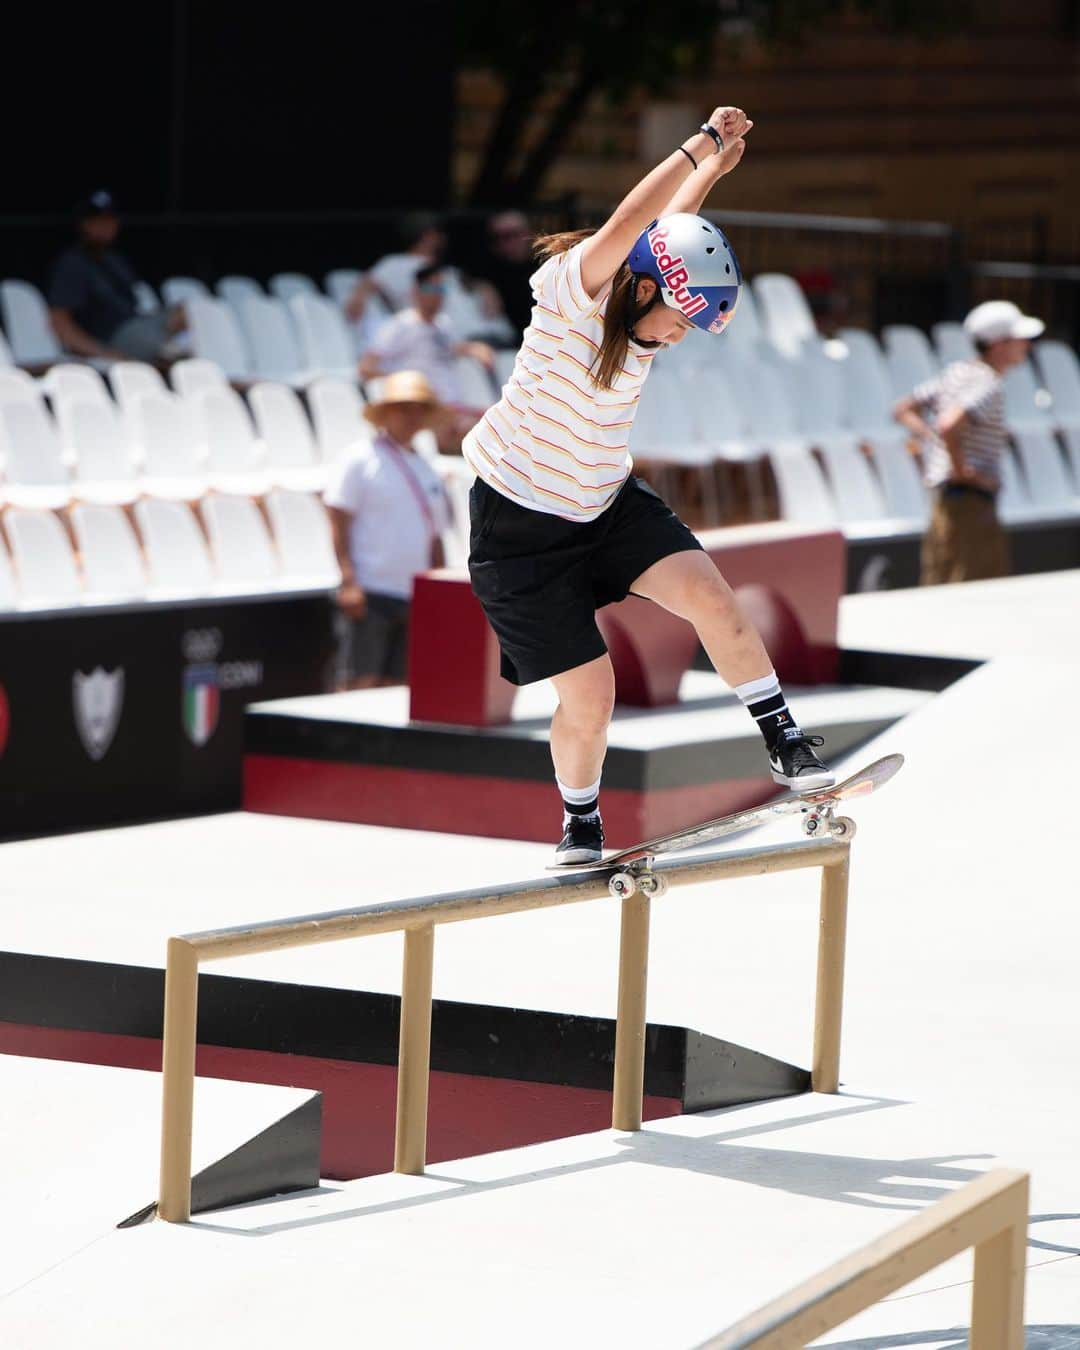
left=769, top=728, right=835, bottom=790
left=555, top=814, right=605, bottom=865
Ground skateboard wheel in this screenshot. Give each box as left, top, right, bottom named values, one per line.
left=638, top=873, right=667, bottom=898
left=829, top=815, right=857, bottom=840
left=609, top=872, right=637, bottom=899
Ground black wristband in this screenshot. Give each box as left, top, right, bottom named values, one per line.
left=699, top=122, right=724, bottom=154
left=677, top=145, right=698, bottom=170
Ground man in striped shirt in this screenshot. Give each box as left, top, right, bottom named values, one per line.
left=894, top=300, right=1044, bottom=585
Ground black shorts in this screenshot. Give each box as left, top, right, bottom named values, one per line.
left=468, top=475, right=702, bottom=686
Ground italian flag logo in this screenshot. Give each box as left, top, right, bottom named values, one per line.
left=183, top=664, right=220, bottom=747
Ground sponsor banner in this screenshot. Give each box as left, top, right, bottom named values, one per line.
left=0, top=595, right=334, bottom=837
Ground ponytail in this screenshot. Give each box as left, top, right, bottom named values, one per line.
left=533, top=229, right=651, bottom=393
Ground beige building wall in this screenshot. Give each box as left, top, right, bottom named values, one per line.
left=455, top=5, right=1080, bottom=258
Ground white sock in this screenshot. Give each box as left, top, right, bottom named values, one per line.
left=557, top=773, right=602, bottom=825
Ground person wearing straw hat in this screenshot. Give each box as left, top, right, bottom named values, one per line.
left=325, top=371, right=452, bottom=688
left=893, top=298, right=1044, bottom=585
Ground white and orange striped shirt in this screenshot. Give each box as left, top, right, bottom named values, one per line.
left=462, top=241, right=656, bottom=521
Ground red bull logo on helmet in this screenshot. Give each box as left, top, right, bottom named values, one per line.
left=647, top=224, right=708, bottom=320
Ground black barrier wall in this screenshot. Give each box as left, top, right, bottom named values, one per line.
left=0, top=593, right=335, bottom=838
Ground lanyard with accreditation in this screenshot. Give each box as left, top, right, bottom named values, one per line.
left=380, top=433, right=442, bottom=544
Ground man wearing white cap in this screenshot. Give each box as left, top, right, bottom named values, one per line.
left=893, top=299, right=1044, bottom=584
left=324, top=371, right=452, bottom=687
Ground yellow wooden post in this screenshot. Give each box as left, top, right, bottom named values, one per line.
left=158, top=937, right=200, bottom=1223
left=612, top=893, right=651, bottom=1131
left=971, top=1171, right=1028, bottom=1349
left=394, top=924, right=435, bottom=1175
left=812, top=850, right=850, bottom=1092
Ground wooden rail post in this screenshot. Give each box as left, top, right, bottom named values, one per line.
left=812, top=851, right=850, bottom=1092
left=971, top=1173, right=1028, bottom=1349
left=394, top=923, right=435, bottom=1175
left=612, top=893, right=651, bottom=1132
left=158, top=937, right=200, bottom=1223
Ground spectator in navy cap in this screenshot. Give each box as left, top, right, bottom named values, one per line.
left=47, top=191, right=186, bottom=363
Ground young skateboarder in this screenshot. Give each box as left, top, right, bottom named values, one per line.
left=463, top=105, right=834, bottom=864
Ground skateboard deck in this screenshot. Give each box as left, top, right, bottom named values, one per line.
left=549, top=753, right=904, bottom=878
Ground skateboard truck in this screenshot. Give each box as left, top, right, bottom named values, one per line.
left=800, top=806, right=857, bottom=841
left=607, top=860, right=668, bottom=900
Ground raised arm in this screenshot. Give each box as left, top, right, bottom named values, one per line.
left=578, top=106, right=751, bottom=299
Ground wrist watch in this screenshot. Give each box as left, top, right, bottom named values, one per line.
left=699, top=123, right=724, bottom=154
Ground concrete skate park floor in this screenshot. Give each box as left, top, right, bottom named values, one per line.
left=1, top=571, right=1079, bottom=1347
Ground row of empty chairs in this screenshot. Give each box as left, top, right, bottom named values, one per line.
left=0, top=360, right=378, bottom=506
left=0, top=490, right=339, bottom=611
left=636, top=279, right=1080, bottom=533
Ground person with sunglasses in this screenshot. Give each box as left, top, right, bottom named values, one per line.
left=463, top=104, right=835, bottom=865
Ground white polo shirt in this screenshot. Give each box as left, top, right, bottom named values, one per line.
left=324, top=433, right=450, bottom=600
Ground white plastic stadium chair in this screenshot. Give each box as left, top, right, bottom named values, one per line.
left=783, top=347, right=848, bottom=441
left=324, top=269, right=362, bottom=310
left=200, top=494, right=279, bottom=591
left=767, top=446, right=838, bottom=528
left=248, top=381, right=325, bottom=491
left=1010, top=427, right=1080, bottom=515
left=190, top=386, right=268, bottom=493
left=453, top=355, right=497, bottom=409
left=629, top=366, right=725, bottom=524
left=161, top=276, right=210, bottom=308
left=109, top=361, right=168, bottom=424
left=4, top=508, right=82, bottom=608
left=932, top=321, right=976, bottom=366
left=216, top=275, right=263, bottom=310
left=40, top=362, right=111, bottom=410
left=307, top=377, right=369, bottom=460
left=0, top=327, right=14, bottom=368
left=882, top=324, right=938, bottom=399
left=864, top=438, right=929, bottom=527
left=56, top=399, right=139, bottom=504
left=1002, top=360, right=1051, bottom=431
left=836, top=329, right=901, bottom=441
left=1, top=280, right=64, bottom=367
left=241, top=295, right=310, bottom=385
left=70, top=503, right=148, bottom=602
left=1035, top=340, right=1080, bottom=424
left=0, top=368, right=43, bottom=405
left=812, top=439, right=889, bottom=526
left=185, top=296, right=252, bottom=381
left=169, top=358, right=228, bottom=400
left=264, top=489, right=340, bottom=587
left=752, top=273, right=819, bottom=360
left=134, top=498, right=214, bottom=597
left=288, top=294, right=356, bottom=380
left=0, top=399, right=72, bottom=508
left=269, top=272, right=319, bottom=304
left=128, top=392, right=208, bottom=498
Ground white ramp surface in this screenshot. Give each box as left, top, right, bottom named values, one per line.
left=2, top=572, right=1080, bottom=1345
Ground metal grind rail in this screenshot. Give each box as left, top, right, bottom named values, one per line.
left=158, top=835, right=850, bottom=1224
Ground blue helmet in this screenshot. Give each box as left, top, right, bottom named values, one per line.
left=627, top=212, right=741, bottom=334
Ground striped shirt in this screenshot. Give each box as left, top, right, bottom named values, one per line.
left=462, top=241, right=656, bottom=521
left=912, top=360, right=1007, bottom=489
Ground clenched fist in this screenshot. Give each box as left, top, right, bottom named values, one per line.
left=705, top=106, right=752, bottom=144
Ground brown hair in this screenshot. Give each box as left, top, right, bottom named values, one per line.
left=534, top=229, right=647, bottom=393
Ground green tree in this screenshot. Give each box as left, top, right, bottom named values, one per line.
left=457, top=0, right=973, bottom=206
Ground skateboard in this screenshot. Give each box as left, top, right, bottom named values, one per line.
left=549, top=753, right=904, bottom=898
